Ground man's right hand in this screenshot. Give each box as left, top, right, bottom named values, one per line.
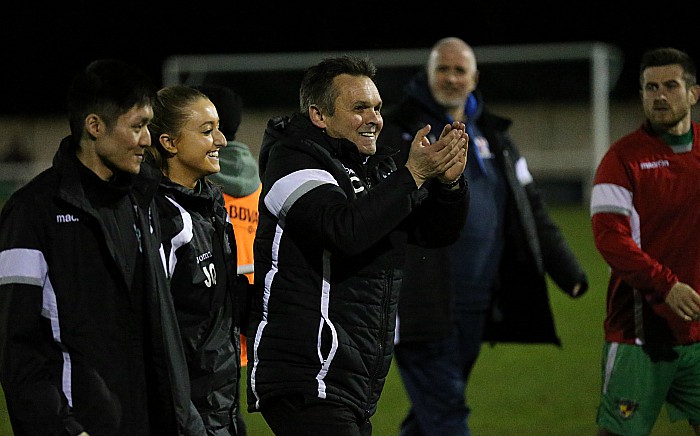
left=404, top=122, right=468, bottom=188
left=665, top=281, right=700, bottom=321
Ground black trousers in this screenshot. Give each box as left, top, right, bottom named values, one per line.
left=260, top=394, right=372, bottom=436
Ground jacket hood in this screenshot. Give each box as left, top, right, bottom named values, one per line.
left=258, top=113, right=343, bottom=178
left=206, top=140, right=260, bottom=197
left=258, top=114, right=293, bottom=179
left=258, top=113, right=398, bottom=179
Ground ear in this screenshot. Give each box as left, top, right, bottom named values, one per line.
left=159, top=134, right=177, bottom=155
left=85, top=114, right=102, bottom=139
left=689, top=84, right=700, bottom=105
left=309, top=105, right=327, bottom=129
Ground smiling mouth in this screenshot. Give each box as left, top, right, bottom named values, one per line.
left=206, top=151, right=219, bottom=158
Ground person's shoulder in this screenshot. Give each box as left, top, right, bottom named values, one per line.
left=0, top=167, right=58, bottom=223
left=130, top=165, right=161, bottom=206
left=11, top=166, right=58, bottom=200
left=479, top=108, right=512, bottom=131
left=609, top=124, right=651, bottom=151
left=598, top=125, right=654, bottom=169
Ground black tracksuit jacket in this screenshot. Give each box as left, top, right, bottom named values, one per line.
left=247, top=113, right=468, bottom=422
left=0, top=136, right=203, bottom=435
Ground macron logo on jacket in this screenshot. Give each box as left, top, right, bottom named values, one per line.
left=56, top=214, right=79, bottom=223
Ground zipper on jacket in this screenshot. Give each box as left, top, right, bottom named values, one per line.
left=364, top=269, right=392, bottom=420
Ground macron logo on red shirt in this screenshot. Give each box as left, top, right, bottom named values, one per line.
left=639, top=159, right=670, bottom=170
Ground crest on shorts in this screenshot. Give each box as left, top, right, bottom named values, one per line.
left=616, top=399, right=639, bottom=419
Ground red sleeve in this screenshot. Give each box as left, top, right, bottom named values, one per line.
left=592, top=212, right=677, bottom=302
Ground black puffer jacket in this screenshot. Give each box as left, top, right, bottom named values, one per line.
left=156, top=178, right=245, bottom=435
left=247, top=114, right=468, bottom=421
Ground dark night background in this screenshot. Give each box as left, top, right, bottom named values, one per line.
left=1, top=2, right=698, bottom=116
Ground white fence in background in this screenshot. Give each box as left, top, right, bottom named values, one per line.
left=162, top=42, right=625, bottom=204
left=0, top=42, right=627, bottom=205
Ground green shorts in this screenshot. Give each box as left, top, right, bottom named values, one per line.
left=596, top=341, right=700, bottom=435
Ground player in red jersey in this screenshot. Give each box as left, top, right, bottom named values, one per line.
left=590, top=47, right=700, bottom=435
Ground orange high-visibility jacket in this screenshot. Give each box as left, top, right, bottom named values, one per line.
left=222, top=185, right=261, bottom=365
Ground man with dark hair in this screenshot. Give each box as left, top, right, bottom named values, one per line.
left=0, top=59, right=202, bottom=435
left=591, top=47, right=700, bottom=435
left=247, top=55, right=469, bottom=435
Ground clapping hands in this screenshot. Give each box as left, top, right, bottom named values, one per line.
left=405, top=121, right=468, bottom=188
